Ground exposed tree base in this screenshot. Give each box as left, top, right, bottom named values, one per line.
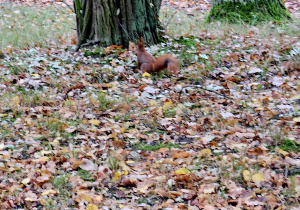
left=207, top=0, right=291, bottom=24
left=74, top=0, right=162, bottom=50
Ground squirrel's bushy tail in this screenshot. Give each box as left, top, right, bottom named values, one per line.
left=154, top=54, right=179, bottom=75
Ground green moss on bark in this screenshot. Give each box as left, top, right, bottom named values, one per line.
left=207, top=0, right=291, bottom=24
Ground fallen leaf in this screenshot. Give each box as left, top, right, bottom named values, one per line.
left=293, top=117, right=300, bottom=122
left=11, top=95, right=21, bottom=106
left=175, top=168, right=189, bottom=175
left=252, top=173, right=265, bottom=182
left=79, top=158, right=96, bottom=171
left=32, top=156, right=49, bottom=162
left=112, top=171, right=121, bottom=182
left=142, top=72, right=151, bottom=77
left=89, top=119, right=100, bottom=126
left=21, top=178, right=31, bottom=185
left=41, top=189, right=57, bottom=196
left=163, top=101, right=173, bottom=110
left=172, top=151, right=189, bottom=159
left=86, top=204, right=98, bottom=210
left=199, top=149, right=212, bottom=158
left=243, top=170, right=251, bottom=181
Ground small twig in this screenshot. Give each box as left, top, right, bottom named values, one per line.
left=62, top=0, right=74, bottom=13
left=179, top=84, right=233, bottom=101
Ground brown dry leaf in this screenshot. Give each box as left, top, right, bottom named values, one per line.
left=79, top=158, right=96, bottom=171
left=172, top=151, right=189, bottom=159
left=112, top=139, right=126, bottom=148
left=136, top=179, right=155, bottom=194
left=265, top=194, right=278, bottom=209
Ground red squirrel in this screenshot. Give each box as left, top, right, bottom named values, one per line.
left=136, top=38, right=179, bottom=75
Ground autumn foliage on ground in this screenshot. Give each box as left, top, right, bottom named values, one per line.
left=0, top=0, right=299, bottom=209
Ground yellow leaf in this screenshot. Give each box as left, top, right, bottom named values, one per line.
left=121, top=170, right=128, bottom=175
left=252, top=173, right=265, bottom=182
left=94, top=195, right=102, bottom=202
left=0, top=114, right=8, bottom=117
left=11, top=95, right=21, bottom=106
left=126, top=160, right=135, bottom=164
left=199, top=149, right=212, bottom=158
left=120, top=127, right=126, bottom=134
left=90, top=97, right=97, bottom=105
left=110, top=132, right=117, bottom=138
left=32, top=156, right=49, bottom=162
left=278, top=149, right=289, bottom=156
left=119, top=160, right=131, bottom=172
left=86, top=204, right=98, bottom=210
left=41, top=189, right=57, bottom=196
left=89, top=119, right=100, bottom=126
left=21, top=178, right=31, bottom=185
left=163, top=101, right=173, bottom=110
left=142, top=72, right=151, bottom=77
left=41, top=150, right=52, bottom=156
left=149, top=100, right=157, bottom=106
left=81, top=194, right=92, bottom=202
left=175, top=168, right=189, bottom=175
left=243, top=170, right=251, bottom=181
left=112, top=171, right=121, bottom=182
left=30, top=73, right=39, bottom=77
left=293, top=117, right=300, bottom=123
left=25, top=197, right=34, bottom=202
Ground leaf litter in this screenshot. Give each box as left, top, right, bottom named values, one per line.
left=0, top=0, right=300, bottom=209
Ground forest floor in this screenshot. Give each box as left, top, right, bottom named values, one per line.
left=0, top=0, right=299, bottom=209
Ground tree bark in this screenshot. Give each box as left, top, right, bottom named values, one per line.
left=208, top=0, right=291, bottom=24
left=74, top=0, right=162, bottom=50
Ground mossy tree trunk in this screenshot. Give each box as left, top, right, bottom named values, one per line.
left=207, top=0, right=291, bottom=24
left=74, top=0, right=162, bottom=50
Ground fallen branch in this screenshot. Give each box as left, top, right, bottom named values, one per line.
left=179, top=84, right=233, bottom=101
left=76, top=40, right=101, bottom=51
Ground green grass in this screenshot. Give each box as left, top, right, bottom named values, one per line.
left=269, top=139, right=300, bottom=153
left=0, top=4, right=75, bottom=50
left=160, top=7, right=300, bottom=40
left=135, top=142, right=180, bottom=151
left=207, top=0, right=291, bottom=24
left=78, top=169, right=95, bottom=182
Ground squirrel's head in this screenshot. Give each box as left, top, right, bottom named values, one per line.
left=137, top=38, right=145, bottom=52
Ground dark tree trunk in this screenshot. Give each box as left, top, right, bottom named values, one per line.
left=207, top=0, right=291, bottom=24
left=74, top=0, right=162, bottom=49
